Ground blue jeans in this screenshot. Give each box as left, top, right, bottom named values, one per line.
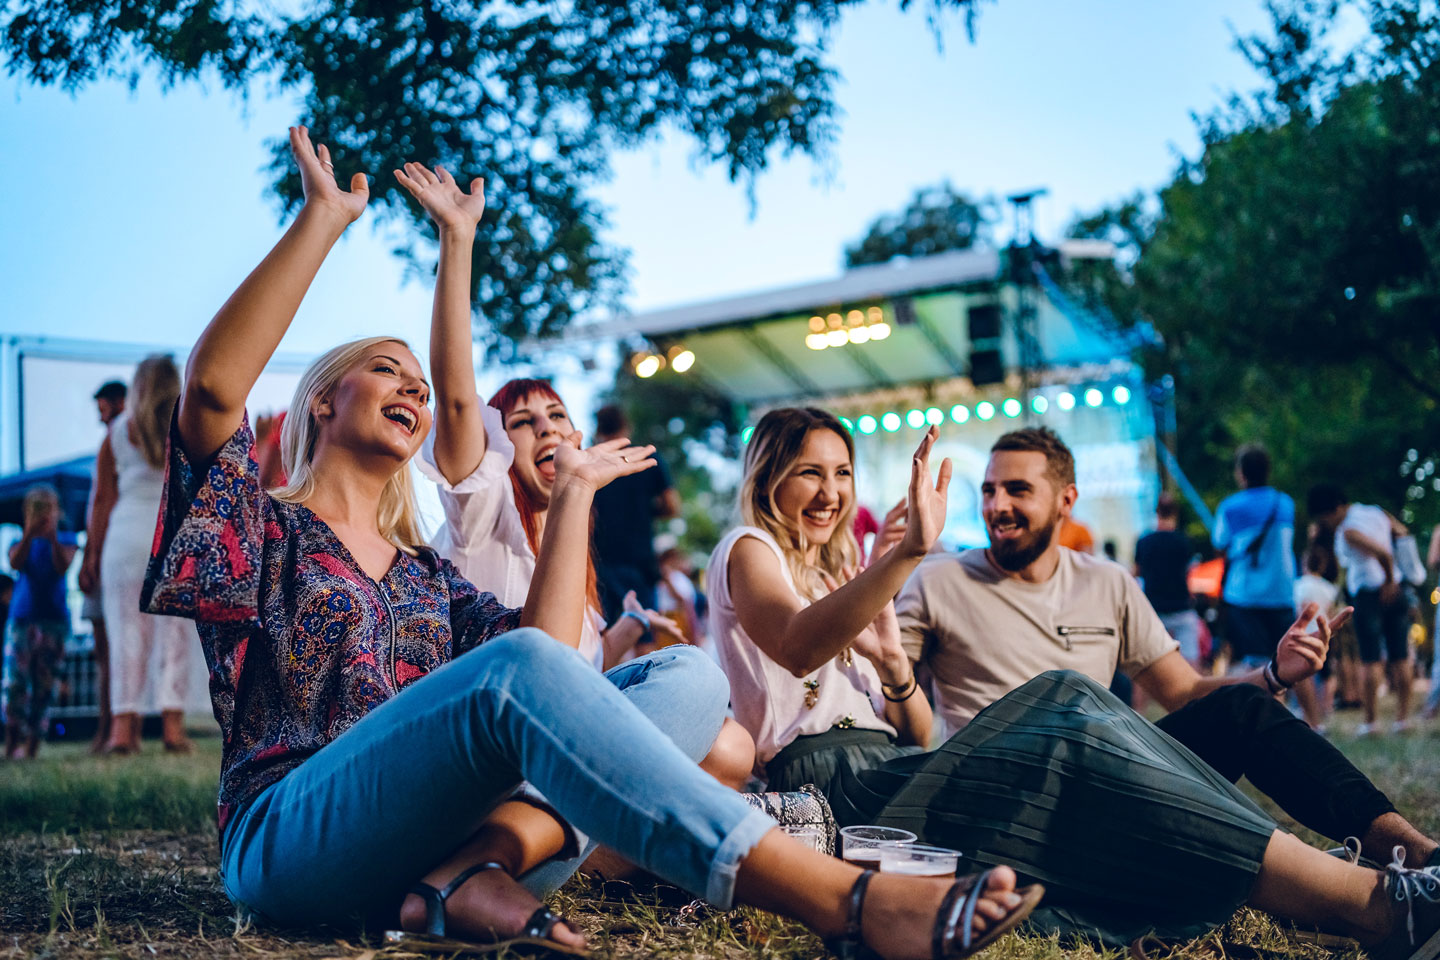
left=220, top=631, right=774, bottom=929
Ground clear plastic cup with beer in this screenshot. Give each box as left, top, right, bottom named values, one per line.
left=878, top=842, right=961, bottom=876
left=839, top=825, right=917, bottom=865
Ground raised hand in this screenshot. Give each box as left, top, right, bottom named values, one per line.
left=867, top=497, right=907, bottom=567
left=393, top=162, right=486, bottom=234
left=552, top=432, right=656, bottom=494
left=897, top=425, right=953, bottom=559
left=289, top=125, right=369, bottom=224
left=1275, top=602, right=1354, bottom=686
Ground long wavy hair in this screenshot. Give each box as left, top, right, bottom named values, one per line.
left=273, top=337, right=427, bottom=555
left=488, top=378, right=601, bottom=614
left=129, top=354, right=181, bottom=469
left=739, top=407, right=860, bottom=601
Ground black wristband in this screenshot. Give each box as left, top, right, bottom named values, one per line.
left=882, top=675, right=919, bottom=702
left=1263, top=659, right=1291, bottom=694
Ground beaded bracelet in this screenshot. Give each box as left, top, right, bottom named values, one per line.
left=619, top=610, right=651, bottom=639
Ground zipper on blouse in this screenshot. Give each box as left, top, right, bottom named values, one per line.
left=380, top=587, right=398, bottom=686
left=1055, top=624, right=1117, bottom=651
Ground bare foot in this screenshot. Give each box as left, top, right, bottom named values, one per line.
left=398, top=864, right=586, bottom=951
left=861, top=866, right=1026, bottom=959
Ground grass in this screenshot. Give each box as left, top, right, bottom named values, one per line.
left=1, top=703, right=1436, bottom=960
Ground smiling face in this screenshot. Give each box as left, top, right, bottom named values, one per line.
left=772, top=428, right=853, bottom=556
left=503, top=391, right=576, bottom=508
left=981, top=449, right=1074, bottom=572
left=315, top=344, right=432, bottom=465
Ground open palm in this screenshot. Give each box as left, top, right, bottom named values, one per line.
left=553, top=432, right=657, bottom=493
left=899, top=425, right=953, bottom=557
left=289, top=125, right=369, bottom=223
left=394, top=162, right=486, bottom=233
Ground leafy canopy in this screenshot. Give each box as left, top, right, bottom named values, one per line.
left=3, top=0, right=986, bottom=356
left=844, top=182, right=994, bottom=267
left=1068, top=0, right=1440, bottom=527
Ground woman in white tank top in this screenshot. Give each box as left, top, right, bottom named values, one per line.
left=82, top=355, right=197, bottom=754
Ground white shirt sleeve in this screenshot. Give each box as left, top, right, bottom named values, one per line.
left=417, top=403, right=534, bottom=606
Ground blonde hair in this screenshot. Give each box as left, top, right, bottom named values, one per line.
left=273, top=337, right=427, bottom=555
left=739, top=408, right=860, bottom=600
left=130, top=354, right=181, bottom=469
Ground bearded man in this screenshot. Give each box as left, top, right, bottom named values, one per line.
left=896, top=427, right=1439, bottom=869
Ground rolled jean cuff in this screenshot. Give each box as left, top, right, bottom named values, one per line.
left=704, top=809, right=777, bottom=909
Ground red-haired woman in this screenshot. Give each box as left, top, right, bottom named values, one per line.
left=397, top=163, right=753, bottom=845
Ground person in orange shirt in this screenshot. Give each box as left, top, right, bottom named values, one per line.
left=1056, top=516, right=1095, bottom=554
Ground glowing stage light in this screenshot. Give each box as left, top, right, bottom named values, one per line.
left=950, top=404, right=970, bottom=424
left=882, top=412, right=902, bottom=432
left=1056, top=391, right=1076, bottom=411
left=1002, top=398, right=1021, bottom=418
left=976, top=401, right=995, bottom=421
left=857, top=415, right=878, bottom=435
left=1084, top=388, right=1103, bottom=408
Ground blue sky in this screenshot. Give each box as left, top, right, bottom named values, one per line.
left=1, top=0, right=1279, bottom=363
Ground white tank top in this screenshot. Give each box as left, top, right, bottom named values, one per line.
left=108, top=411, right=167, bottom=527
left=706, top=526, right=893, bottom=775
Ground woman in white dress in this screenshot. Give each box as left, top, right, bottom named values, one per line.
left=83, top=354, right=196, bottom=754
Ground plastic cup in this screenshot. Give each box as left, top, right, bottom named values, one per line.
left=780, top=825, right=825, bottom=851
left=878, top=843, right=962, bottom=876
left=839, top=825, right=917, bottom=864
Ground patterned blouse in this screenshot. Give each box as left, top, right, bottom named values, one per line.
left=142, top=415, right=521, bottom=833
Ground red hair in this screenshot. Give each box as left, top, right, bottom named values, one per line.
left=488, top=378, right=603, bottom=615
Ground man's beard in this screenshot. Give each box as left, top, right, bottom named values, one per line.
left=988, top=512, right=1059, bottom=571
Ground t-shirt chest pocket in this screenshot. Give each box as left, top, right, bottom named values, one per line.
left=1055, top=624, right=1117, bottom=652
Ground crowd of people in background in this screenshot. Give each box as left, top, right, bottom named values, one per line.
left=3, top=127, right=1440, bottom=960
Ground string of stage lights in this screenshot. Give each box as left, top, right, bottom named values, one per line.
left=740, top=383, right=1134, bottom=443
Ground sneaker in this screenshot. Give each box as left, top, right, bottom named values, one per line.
left=1358, top=722, right=1377, bottom=737
left=1372, top=849, right=1440, bottom=960
left=1328, top=837, right=1384, bottom=870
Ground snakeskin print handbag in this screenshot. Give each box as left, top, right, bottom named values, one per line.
left=739, top=783, right=838, bottom=855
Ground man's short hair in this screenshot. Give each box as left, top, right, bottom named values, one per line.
left=1235, top=443, right=1270, bottom=487
left=94, top=381, right=127, bottom=403
left=990, top=427, right=1076, bottom=488
left=1306, top=483, right=1348, bottom=518
left=595, top=404, right=628, bottom=437
left=1156, top=494, right=1180, bottom=521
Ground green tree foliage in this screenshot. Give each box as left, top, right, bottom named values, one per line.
left=2, top=0, right=986, bottom=356
left=844, top=182, right=995, bottom=267
left=1068, top=0, right=1440, bottom=529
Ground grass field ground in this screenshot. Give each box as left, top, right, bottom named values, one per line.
left=2, top=697, right=1436, bottom=960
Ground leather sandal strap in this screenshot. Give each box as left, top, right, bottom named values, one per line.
left=844, top=869, right=876, bottom=945
left=410, top=861, right=508, bottom=937
left=932, top=868, right=993, bottom=959
left=406, top=881, right=447, bottom=937
left=522, top=905, right=562, bottom=940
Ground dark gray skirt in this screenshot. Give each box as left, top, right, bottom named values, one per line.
left=771, top=670, right=1277, bottom=946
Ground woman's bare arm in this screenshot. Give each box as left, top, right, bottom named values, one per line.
left=79, top=435, right=118, bottom=592
left=394, top=163, right=488, bottom=484
left=178, top=126, right=369, bottom=462
left=729, top=427, right=951, bottom=676
left=521, top=435, right=656, bottom=646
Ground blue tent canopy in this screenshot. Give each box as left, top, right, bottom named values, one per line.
left=0, top=456, right=95, bottom=531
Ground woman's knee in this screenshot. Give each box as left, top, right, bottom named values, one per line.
left=646, top=644, right=730, bottom=710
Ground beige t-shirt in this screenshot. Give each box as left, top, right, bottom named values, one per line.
left=898, top=547, right=1177, bottom=737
